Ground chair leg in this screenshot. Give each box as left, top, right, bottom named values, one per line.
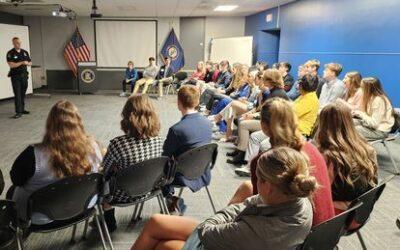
left=82, top=218, right=89, bottom=240
left=16, top=228, right=23, bottom=250
left=159, top=194, right=170, bottom=215
left=98, top=205, right=114, bottom=250
left=136, top=202, right=145, bottom=221
left=356, top=231, right=367, bottom=250
left=70, top=224, right=77, bottom=244
left=157, top=194, right=164, bottom=213
left=129, top=204, right=140, bottom=225
left=382, top=140, right=400, bottom=175
left=205, top=186, right=217, bottom=214
left=178, top=187, right=184, bottom=198
left=94, top=214, right=107, bottom=250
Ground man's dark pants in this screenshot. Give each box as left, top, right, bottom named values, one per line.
left=11, top=73, right=28, bottom=114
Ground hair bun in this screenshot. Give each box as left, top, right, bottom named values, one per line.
left=290, top=174, right=318, bottom=197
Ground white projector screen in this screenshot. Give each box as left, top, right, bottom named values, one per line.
left=0, top=23, right=32, bottom=100
left=95, top=20, right=157, bottom=68
left=210, top=36, right=253, bottom=66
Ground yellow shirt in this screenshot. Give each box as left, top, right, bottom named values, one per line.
left=293, top=92, right=319, bottom=136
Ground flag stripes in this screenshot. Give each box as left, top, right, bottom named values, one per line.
left=64, top=28, right=90, bottom=76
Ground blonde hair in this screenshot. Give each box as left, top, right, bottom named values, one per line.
left=42, top=100, right=94, bottom=178
left=344, top=71, right=362, bottom=101
left=324, top=63, right=343, bottom=77
left=315, top=102, right=378, bottom=188
left=262, top=69, right=284, bottom=88
left=257, top=147, right=317, bottom=198
left=196, top=61, right=206, bottom=74
left=260, top=98, right=304, bottom=150
left=304, top=59, right=320, bottom=71
left=121, top=94, right=160, bottom=139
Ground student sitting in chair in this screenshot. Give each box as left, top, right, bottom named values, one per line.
left=133, top=57, right=159, bottom=95
left=336, top=71, right=363, bottom=111
left=154, top=57, right=174, bottom=99
left=101, top=94, right=163, bottom=232
left=132, top=147, right=317, bottom=250
left=162, top=85, right=212, bottom=214
left=120, top=61, right=138, bottom=97
left=315, top=102, right=378, bottom=216
left=278, top=62, right=294, bottom=92
left=319, top=62, right=346, bottom=110
left=9, top=100, right=103, bottom=224
left=352, top=77, right=395, bottom=140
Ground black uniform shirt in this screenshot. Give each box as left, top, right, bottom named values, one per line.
left=6, top=48, right=31, bottom=76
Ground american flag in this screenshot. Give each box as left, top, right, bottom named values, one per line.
left=64, top=28, right=90, bottom=76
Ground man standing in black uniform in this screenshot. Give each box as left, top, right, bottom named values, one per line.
left=6, top=37, right=32, bottom=119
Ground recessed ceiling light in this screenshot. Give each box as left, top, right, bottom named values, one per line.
left=214, top=5, right=238, bottom=12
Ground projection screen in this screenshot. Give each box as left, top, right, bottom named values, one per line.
left=95, top=20, right=157, bottom=68
left=0, top=23, right=32, bottom=100
left=210, top=36, right=253, bottom=66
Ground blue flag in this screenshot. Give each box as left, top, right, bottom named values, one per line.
left=160, top=28, right=185, bottom=73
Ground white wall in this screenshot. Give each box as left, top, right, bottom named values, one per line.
left=204, top=17, right=245, bottom=61
left=23, top=16, right=179, bottom=72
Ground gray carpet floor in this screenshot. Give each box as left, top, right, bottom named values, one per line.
left=0, top=92, right=399, bottom=249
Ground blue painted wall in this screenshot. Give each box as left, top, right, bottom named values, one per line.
left=245, top=0, right=400, bottom=106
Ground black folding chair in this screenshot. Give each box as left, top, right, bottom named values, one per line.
left=0, top=200, right=23, bottom=250
left=300, top=202, right=362, bottom=250
left=27, top=173, right=113, bottom=250
left=174, top=143, right=219, bottom=214
left=110, top=156, right=173, bottom=224
left=344, top=182, right=387, bottom=250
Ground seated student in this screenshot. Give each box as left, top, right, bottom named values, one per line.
left=182, top=61, right=206, bottom=86
left=287, top=65, right=306, bottom=100
left=203, top=61, right=214, bottom=83
left=337, top=71, right=363, bottom=110
left=120, top=61, right=138, bottom=97
left=9, top=100, right=103, bottom=223
left=304, top=59, right=325, bottom=96
left=154, top=57, right=174, bottom=98
left=249, top=61, right=267, bottom=72
left=293, top=74, right=320, bottom=137
left=315, top=102, right=378, bottom=214
left=211, top=63, right=220, bottom=83
left=133, top=57, right=159, bottom=94
left=204, top=64, right=249, bottom=113
left=162, top=85, right=212, bottom=213
left=319, top=62, right=346, bottom=110
left=213, top=71, right=262, bottom=142
left=232, top=98, right=335, bottom=227
left=132, top=147, right=317, bottom=250
left=278, top=62, right=294, bottom=92
left=199, top=60, right=231, bottom=98
left=352, top=77, right=395, bottom=140
left=227, top=69, right=289, bottom=165
left=102, top=94, right=163, bottom=232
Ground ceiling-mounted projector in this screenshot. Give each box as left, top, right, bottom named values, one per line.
left=90, top=0, right=102, bottom=18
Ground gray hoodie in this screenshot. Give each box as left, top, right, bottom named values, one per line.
left=197, top=195, right=312, bottom=250
left=143, top=64, right=159, bottom=79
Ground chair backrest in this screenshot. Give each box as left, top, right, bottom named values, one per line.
left=346, top=182, right=386, bottom=233
left=0, top=200, right=18, bottom=230
left=300, top=202, right=362, bottom=250
left=175, top=143, right=218, bottom=180
left=28, top=173, right=103, bottom=221
left=115, top=156, right=172, bottom=197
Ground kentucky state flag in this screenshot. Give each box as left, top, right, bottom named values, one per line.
left=160, top=28, right=185, bottom=73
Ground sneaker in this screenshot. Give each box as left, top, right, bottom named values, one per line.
left=199, top=105, right=206, bottom=112
left=235, top=166, right=251, bottom=177
left=167, top=196, right=187, bottom=215
left=119, top=92, right=127, bottom=97
left=212, top=123, right=220, bottom=132
left=207, top=115, right=215, bottom=121
left=12, top=113, right=22, bottom=119
left=212, top=132, right=225, bottom=140
left=22, top=110, right=30, bottom=114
